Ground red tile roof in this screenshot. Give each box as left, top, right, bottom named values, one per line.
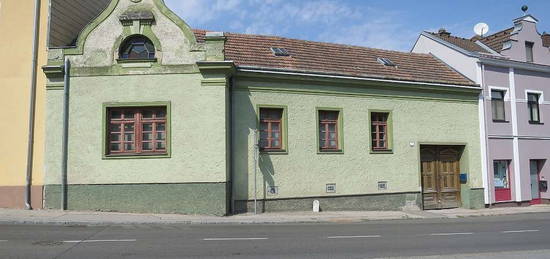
left=193, top=30, right=476, bottom=86
left=476, top=28, right=513, bottom=53
left=428, top=32, right=490, bottom=53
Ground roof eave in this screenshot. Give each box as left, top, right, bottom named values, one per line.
left=235, top=65, right=480, bottom=91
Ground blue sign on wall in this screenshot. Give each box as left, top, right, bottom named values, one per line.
left=460, top=173, right=468, bottom=184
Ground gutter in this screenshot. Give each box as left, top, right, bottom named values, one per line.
left=24, top=0, right=41, bottom=210
left=237, top=66, right=480, bottom=90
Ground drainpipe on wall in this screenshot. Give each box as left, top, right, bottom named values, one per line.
left=61, top=58, right=71, bottom=210
left=229, top=76, right=235, bottom=215
left=481, top=63, right=493, bottom=208
left=24, top=0, right=42, bottom=210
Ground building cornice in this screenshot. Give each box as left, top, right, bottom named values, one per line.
left=236, top=66, right=481, bottom=92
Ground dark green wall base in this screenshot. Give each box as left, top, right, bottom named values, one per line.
left=460, top=186, right=485, bottom=209
left=234, top=192, right=422, bottom=213
left=44, top=183, right=228, bottom=216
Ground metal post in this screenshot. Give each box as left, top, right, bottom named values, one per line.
left=61, top=58, right=71, bottom=210
left=24, top=0, right=41, bottom=210
left=253, top=129, right=258, bottom=214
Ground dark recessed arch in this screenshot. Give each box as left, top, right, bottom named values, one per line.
left=119, top=35, right=156, bottom=60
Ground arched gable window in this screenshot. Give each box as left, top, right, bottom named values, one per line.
left=119, top=35, right=155, bottom=60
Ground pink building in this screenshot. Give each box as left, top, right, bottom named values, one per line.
left=413, top=9, right=550, bottom=206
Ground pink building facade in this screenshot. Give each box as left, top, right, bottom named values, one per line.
left=413, top=12, right=550, bottom=206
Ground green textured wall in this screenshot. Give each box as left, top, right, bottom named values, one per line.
left=44, top=183, right=227, bottom=215
left=232, top=76, right=483, bottom=209
left=45, top=73, right=229, bottom=185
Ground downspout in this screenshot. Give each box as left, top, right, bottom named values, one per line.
left=229, top=76, right=235, bottom=214
left=481, top=63, right=492, bottom=208
left=61, top=58, right=71, bottom=210
left=24, top=0, right=41, bottom=210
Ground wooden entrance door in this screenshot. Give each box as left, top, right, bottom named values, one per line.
left=421, top=146, right=461, bottom=210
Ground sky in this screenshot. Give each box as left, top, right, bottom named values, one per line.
left=165, top=0, right=550, bottom=52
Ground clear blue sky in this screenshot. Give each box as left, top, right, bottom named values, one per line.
left=165, top=0, right=550, bottom=51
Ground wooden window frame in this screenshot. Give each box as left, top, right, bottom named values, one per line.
left=316, top=108, right=343, bottom=153
left=369, top=110, right=393, bottom=153
left=103, top=102, right=171, bottom=159
left=257, top=105, right=288, bottom=154
left=527, top=93, right=541, bottom=124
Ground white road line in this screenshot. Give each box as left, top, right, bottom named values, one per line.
left=0, top=240, right=7, bottom=242
left=501, top=229, right=540, bottom=233
left=203, top=237, right=269, bottom=241
left=327, top=235, right=381, bottom=239
left=62, top=239, right=137, bottom=243
left=430, top=232, right=473, bottom=236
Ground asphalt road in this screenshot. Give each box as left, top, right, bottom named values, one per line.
left=1, top=213, right=549, bottom=259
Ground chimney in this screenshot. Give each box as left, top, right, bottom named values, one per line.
left=438, top=28, right=451, bottom=37
left=542, top=32, right=550, bottom=48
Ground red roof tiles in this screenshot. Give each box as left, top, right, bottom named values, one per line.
left=476, top=28, right=513, bottom=53
left=193, top=30, right=476, bottom=86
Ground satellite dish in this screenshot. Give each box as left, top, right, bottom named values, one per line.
left=474, top=23, right=490, bottom=37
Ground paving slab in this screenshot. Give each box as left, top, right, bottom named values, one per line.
left=0, top=205, right=549, bottom=225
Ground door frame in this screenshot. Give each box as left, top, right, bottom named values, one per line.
left=418, top=143, right=465, bottom=210
left=529, top=160, right=542, bottom=205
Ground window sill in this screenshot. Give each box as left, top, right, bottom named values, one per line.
left=103, top=153, right=170, bottom=160
left=492, top=120, right=509, bottom=123
left=116, top=58, right=158, bottom=63
left=529, top=121, right=544, bottom=125
left=370, top=149, right=393, bottom=154
left=260, top=149, right=288, bottom=155
left=318, top=149, right=344, bottom=155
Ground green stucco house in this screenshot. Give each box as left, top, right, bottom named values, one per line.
left=42, top=0, right=484, bottom=215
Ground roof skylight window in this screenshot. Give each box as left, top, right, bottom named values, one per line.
left=377, top=57, right=395, bottom=66
left=271, top=47, right=290, bottom=56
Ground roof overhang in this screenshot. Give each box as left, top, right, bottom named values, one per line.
left=235, top=65, right=480, bottom=92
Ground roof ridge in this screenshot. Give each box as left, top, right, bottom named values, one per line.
left=479, top=27, right=514, bottom=40
left=427, top=31, right=477, bottom=42
left=193, top=28, right=433, bottom=58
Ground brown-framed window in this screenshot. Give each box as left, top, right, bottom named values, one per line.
left=319, top=110, right=339, bottom=151
left=119, top=35, right=156, bottom=60
left=371, top=112, right=389, bottom=151
left=259, top=108, right=283, bottom=151
left=107, top=107, right=167, bottom=155
left=527, top=93, right=541, bottom=123
left=491, top=90, right=506, bottom=121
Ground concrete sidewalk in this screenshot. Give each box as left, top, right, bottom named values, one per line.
left=0, top=205, right=549, bottom=225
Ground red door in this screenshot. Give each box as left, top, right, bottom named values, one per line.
left=493, top=160, right=512, bottom=202
left=529, top=160, right=542, bottom=205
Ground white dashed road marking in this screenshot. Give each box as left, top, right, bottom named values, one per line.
left=430, top=232, right=473, bottom=236
left=203, top=237, right=269, bottom=241
left=327, top=235, right=381, bottom=239
left=62, top=239, right=137, bottom=243
left=501, top=230, right=540, bottom=233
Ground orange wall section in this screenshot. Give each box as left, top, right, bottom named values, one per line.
left=0, top=0, right=49, bottom=208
